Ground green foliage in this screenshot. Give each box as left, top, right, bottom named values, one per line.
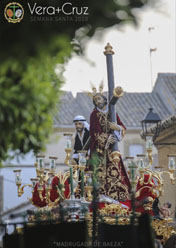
left=89, top=152, right=102, bottom=187
left=0, top=35, right=72, bottom=161
left=89, top=152, right=101, bottom=170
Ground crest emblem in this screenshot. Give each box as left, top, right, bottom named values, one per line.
left=4, top=2, right=24, bottom=23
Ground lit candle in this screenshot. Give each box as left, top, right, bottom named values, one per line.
left=69, top=167, right=74, bottom=196
left=81, top=171, right=84, bottom=198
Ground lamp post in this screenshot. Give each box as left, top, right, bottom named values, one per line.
left=141, top=107, right=161, bottom=141
left=141, top=108, right=176, bottom=146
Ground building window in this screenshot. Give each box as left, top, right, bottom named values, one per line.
left=129, top=144, right=144, bottom=157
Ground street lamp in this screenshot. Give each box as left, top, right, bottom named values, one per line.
left=141, top=107, right=161, bottom=141
left=141, top=108, right=176, bottom=146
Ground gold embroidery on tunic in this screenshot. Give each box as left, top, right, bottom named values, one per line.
left=97, top=112, right=110, bottom=132
left=94, top=111, right=130, bottom=201
left=95, top=133, right=108, bottom=147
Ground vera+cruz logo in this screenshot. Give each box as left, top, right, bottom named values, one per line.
left=4, top=2, right=24, bottom=23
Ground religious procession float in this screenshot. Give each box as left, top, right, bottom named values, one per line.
left=11, top=44, right=176, bottom=248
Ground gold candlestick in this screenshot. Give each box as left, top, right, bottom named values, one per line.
left=17, top=183, right=33, bottom=197
left=85, top=186, right=93, bottom=202
left=37, top=184, right=45, bottom=201
left=147, top=148, right=153, bottom=167
left=13, top=169, right=33, bottom=197
left=64, top=148, right=72, bottom=165
left=64, top=133, right=73, bottom=165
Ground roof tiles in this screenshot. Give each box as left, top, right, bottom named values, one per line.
left=55, top=73, right=175, bottom=128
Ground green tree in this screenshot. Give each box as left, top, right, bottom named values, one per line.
left=0, top=35, right=72, bottom=161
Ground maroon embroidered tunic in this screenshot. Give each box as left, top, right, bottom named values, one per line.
left=90, top=109, right=131, bottom=201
